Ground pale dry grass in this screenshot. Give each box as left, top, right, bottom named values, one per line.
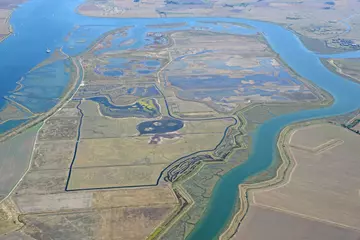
left=0, top=126, right=38, bottom=200
left=31, top=140, right=75, bottom=170
left=167, top=95, right=219, bottom=117
left=81, top=116, right=142, bottom=138
left=19, top=204, right=177, bottom=240
left=251, top=124, right=360, bottom=230
left=68, top=164, right=167, bottom=189
left=74, top=133, right=223, bottom=167
left=233, top=205, right=360, bottom=240
left=92, top=186, right=177, bottom=208
left=80, top=100, right=142, bottom=138
left=14, top=192, right=93, bottom=214
left=14, top=169, right=68, bottom=195
left=178, top=119, right=231, bottom=134
left=95, top=205, right=175, bottom=240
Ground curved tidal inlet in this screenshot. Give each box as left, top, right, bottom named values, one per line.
left=1, top=0, right=360, bottom=239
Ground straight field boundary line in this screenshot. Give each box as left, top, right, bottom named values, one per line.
left=254, top=203, right=360, bottom=232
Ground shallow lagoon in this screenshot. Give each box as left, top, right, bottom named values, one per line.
left=168, top=56, right=309, bottom=103
left=6, top=59, right=71, bottom=114
left=89, top=96, right=160, bottom=118
left=0, top=119, right=30, bottom=133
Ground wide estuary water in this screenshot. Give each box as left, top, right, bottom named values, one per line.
left=1, top=0, right=360, bottom=239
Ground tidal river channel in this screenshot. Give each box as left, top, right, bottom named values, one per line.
left=1, top=0, right=360, bottom=239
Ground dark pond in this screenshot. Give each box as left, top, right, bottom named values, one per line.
left=137, top=118, right=184, bottom=134
left=103, top=70, right=124, bottom=76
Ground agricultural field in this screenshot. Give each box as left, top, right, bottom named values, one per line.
left=233, top=206, right=360, bottom=240
left=0, top=97, right=179, bottom=239
left=0, top=125, right=39, bottom=201
left=68, top=126, right=227, bottom=189
left=233, top=123, right=360, bottom=239
left=7, top=102, right=80, bottom=197
left=75, top=124, right=225, bottom=164
left=5, top=186, right=178, bottom=240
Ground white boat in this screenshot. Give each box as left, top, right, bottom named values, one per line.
left=46, top=48, right=51, bottom=53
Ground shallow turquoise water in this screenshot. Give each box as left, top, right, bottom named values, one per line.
left=1, top=0, right=360, bottom=239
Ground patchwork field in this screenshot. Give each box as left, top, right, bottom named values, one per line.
left=68, top=130, right=226, bottom=189
left=9, top=102, right=81, bottom=197
left=8, top=186, right=178, bottom=240
left=19, top=204, right=176, bottom=240
left=0, top=97, right=179, bottom=239
left=75, top=133, right=224, bottom=167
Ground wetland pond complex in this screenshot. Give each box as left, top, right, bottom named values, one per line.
left=1, top=0, right=360, bottom=238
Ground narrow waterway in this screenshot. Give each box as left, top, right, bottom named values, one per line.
left=1, top=0, right=360, bottom=239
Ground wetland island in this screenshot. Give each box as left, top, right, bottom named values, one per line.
left=0, top=0, right=360, bottom=239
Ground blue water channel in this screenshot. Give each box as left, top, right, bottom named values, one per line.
left=1, top=0, right=360, bottom=239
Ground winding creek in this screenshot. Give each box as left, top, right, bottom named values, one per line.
left=2, top=0, right=360, bottom=239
